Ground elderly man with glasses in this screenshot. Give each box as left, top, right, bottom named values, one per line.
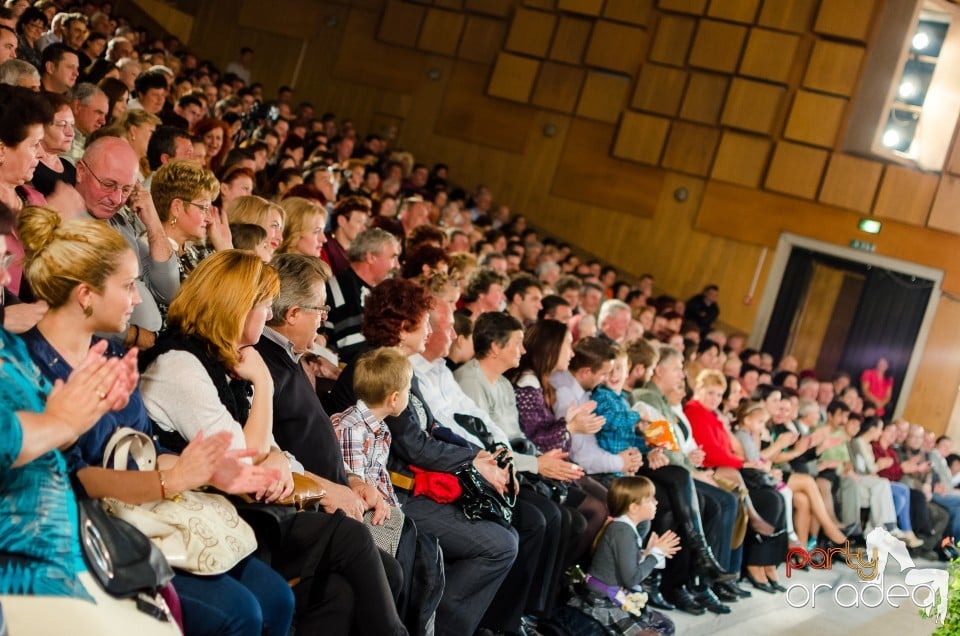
left=76, top=136, right=177, bottom=350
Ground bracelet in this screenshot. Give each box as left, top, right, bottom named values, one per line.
left=158, top=470, right=168, bottom=499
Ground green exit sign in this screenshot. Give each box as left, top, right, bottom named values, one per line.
left=850, top=239, right=876, bottom=252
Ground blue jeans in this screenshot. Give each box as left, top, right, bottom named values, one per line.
left=174, top=556, right=295, bottom=636
left=891, top=481, right=912, bottom=532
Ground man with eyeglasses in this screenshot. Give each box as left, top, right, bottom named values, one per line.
left=76, top=137, right=177, bottom=350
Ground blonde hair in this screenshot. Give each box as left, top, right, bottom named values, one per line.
left=695, top=368, right=727, bottom=392
left=117, top=108, right=162, bottom=132
left=226, top=195, right=285, bottom=230
left=166, top=249, right=280, bottom=367
left=150, top=159, right=219, bottom=223
left=606, top=475, right=655, bottom=517
left=353, top=347, right=412, bottom=407
left=277, top=196, right=326, bottom=254
left=18, top=206, right=129, bottom=308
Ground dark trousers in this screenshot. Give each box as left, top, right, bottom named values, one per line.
left=481, top=489, right=558, bottom=630
left=403, top=495, right=519, bottom=636
left=276, top=510, right=407, bottom=636
left=695, top=480, right=738, bottom=571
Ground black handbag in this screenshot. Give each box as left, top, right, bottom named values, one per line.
left=78, top=497, right=174, bottom=598
left=453, top=443, right=518, bottom=527
left=740, top=467, right=779, bottom=490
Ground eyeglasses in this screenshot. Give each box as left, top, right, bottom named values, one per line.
left=301, top=304, right=330, bottom=319
left=80, top=160, right=135, bottom=198
left=184, top=200, right=212, bottom=216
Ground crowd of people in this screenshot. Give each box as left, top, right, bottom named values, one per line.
left=0, top=1, right=958, bottom=635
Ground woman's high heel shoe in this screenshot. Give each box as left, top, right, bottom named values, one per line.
left=742, top=571, right=776, bottom=594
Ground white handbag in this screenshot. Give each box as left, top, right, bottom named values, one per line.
left=100, top=427, right=257, bottom=576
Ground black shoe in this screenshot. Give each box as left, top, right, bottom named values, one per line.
left=742, top=572, right=777, bottom=594
left=691, top=546, right=737, bottom=582
left=643, top=586, right=676, bottom=611
left=766, top=578, right=788, bottom=593
left=665, top=586, right=706, bottom=616
left=710, top=582, right=739, bottom=602
left=841, top=522, right=863, bottom=538
left=693, top=586, right=732, bottom=614
left=719, top=580, right=752, bottom=599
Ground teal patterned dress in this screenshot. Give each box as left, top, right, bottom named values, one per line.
left=0, top=328, right=90, bottom=600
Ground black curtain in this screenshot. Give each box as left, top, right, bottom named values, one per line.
left=761, top=248, right=816, bottom=360
left=838, top=268, right=933, bottom=412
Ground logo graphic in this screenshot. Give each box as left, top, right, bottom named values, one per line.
left=784, top=527, right=948, bottom=623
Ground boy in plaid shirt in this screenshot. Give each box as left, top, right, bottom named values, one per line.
left=332, top=347, right=413, bottom=506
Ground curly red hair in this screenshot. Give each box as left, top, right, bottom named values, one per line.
left=362, top=278, right=435, bottom=347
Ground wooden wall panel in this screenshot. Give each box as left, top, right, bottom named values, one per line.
left=505, top=7, right=557, bottom=58
left=531, top=62, right=585, bottom=112
left=873, top=165, right=939, bottom=227
left=378, top=0, right=425, bottom=47
left=739, top=28, right=800, bottom=84
left=721, top=78, right=787, bottom=134
left=551, top=119, right=662, bottom=215
left=928, top=175, right=960, bottom=235
left=335, top=9, right=429, bottom=93
left=584, top=20, right=648, bottom=75
left=576, top=71, right=631, bottom=122
left=661, top=121, right=720, bottom=176
left=417, top=8, right=466, bottom=56
left=458, top=15, right=507, bottom=64
left=707, top=0, right=760, bottom=23
left=549, top=15, right=592, bottom=64
left=905, top=297, right=960, bottom=436
left=465, top=0, right=512, bottom=16
left=688, top=19, right=747, bottom=73
left=764, top=141, right=829, bottom=199
left=557, top=0, right=605, bottom=15
left=695, top=181, right=960, bottom=292
left=658, top=0, right=708, bottom=15
left=435, top=61, right=537, bottom=152
left=603, top=0, right=655, bottom=26
left=488, top=52, right=540, bottom=103
left=631, top=64, right=688, bottom=116
left=757, top=0, right=818, bottom=33
left=649, top=14, right=696, bottom=67
left=818, top=153, right=884, bottom=213
left=813, top=0, right=877, bottom=43
left=802, top=40, right=865, bottom=96
left=680, top=72, right=728, bottom=124
left=783, top=90, right=848, bottom=148
left=613, top=111, right=671, bottom=165
left=711, top=131, right=772, bottom=188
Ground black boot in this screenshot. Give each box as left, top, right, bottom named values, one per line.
left=642, top=571, right=675, bottom=611
left=692, top=584, right=732, bottom=614
left=676, top=477, right=736, bottom=582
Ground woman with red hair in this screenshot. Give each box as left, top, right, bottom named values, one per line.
left=194, top=118, right=232, bottom=173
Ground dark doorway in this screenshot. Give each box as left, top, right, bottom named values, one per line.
left=761, top=247, right=935, bottom=413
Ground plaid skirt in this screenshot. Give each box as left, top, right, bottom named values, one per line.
left=567, top=594, right=675, bottom=636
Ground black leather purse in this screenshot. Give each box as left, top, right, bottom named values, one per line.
left=453, top=443, right=518, bottom=527
left=78, top=497, right=174, bottom=598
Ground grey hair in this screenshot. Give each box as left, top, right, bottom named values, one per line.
left=598, top=299, right=630, bottom=326
left=72, top=82, right=105, bottom=105
left=347, top=227, right=399, bottom=263
left=536, top=261, right=560, bottom=278
left=266, top=253, right=331, bottom=326
left=116, top=57, right=140, bottom=71
left=0, top=60, right=39, bottom=86
left=656, top=344, right=682, bottom=368
left=798, top=398, right=820, bottom=419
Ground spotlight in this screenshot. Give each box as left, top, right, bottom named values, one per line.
left=882, top=129, right=900, bottom=148
left=912, top=31, right=930, bottom=50
left=898, top=80, right=917, bottom=99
